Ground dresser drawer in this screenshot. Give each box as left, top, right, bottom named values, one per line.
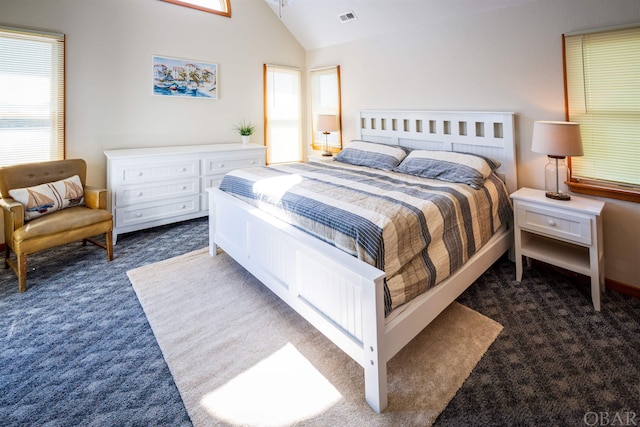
left=203, top=154, right=263, bottom=175
left=516, top=201, right=592, bottom=245
left=115, top=196, right=200, bottom=227
left=115, top=178, right=199, bottom=207
left=115, top=159, right=199, bottom=184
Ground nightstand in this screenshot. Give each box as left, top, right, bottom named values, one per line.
left=511, top=187, right=605, bottom=310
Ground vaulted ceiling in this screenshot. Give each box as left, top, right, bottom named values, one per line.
left=263, top=0, right=544, bottom=50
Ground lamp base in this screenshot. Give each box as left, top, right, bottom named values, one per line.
left=545, top=191, right=571, bottom=201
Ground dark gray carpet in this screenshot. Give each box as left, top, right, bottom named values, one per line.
left=1, top=217, right=638, bottom=426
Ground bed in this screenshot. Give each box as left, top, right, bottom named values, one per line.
left=207, top=110, right=517, bottom=413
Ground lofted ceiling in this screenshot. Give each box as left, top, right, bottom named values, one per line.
left=263, top=0, right=543, bottom=50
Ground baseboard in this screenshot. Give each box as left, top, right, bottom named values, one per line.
left=533, top=260, right=639, bottom=300
left=606, top=278, right=640, bottom=299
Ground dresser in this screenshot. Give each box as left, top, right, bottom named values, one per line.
left=104, top=143, right=265, bottom=244
left=511, top=187, right=605, bottom=310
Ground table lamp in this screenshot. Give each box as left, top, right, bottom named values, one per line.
left=531, top=120, right=583, bottom=200
left=315, top=114, right=338, bottom=157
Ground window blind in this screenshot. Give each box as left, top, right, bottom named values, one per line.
left=0, top=26, right=65, bottom=167
left=564, top=26, right=640, bottom=188
left=264, top=64, right=301, bottom=164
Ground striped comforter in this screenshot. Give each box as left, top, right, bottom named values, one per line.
left=219, top=160, right=513, bottom=315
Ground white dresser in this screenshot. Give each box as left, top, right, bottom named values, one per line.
left=104, top=143, right=265, bottom=244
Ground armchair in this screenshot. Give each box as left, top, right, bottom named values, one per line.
left=0, top=159, right=113, bottom=292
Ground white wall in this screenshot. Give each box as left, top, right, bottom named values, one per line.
left=307, top=0, right=640, bottom=288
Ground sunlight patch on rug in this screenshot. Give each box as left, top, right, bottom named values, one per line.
left=201, top=343, right=341, bottom=425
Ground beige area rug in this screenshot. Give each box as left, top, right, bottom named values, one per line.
left=127, top=248, right=503, bottom=427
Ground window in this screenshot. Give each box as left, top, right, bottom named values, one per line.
left=564, top=25, right=640, bottom=202
left=310, top=66, right=342, bottom=154
left=161, top=0, right=231, bottom=17
left=0, top=26, right=65, bottom=167
left=264, top=64, right=302, bottom=164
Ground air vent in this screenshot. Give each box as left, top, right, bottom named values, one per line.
left=338, top=11, right=357, bottom=23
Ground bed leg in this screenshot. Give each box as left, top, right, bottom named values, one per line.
left=364, top=352, right=388, bottom=413
left=209, top=243, right=220, bottom=257
left=362, top=276, right=388, bottom=413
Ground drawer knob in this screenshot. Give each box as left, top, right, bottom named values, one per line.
left=135, top=213, right=142, bottom=218
left=181, top=204, right=186, bottom=209
left=547, top=219, right=557, bottom=227
left=181, top=186, right=186, bottom=190
left=138, top=172, right=143, bottom=177
left=181, top=167, right=187, bottom=172
left=218, top=163, right=224, bottom=168
left=137, top=191, right=143, bottom=197
left=250, top=160, right=255, bottom=164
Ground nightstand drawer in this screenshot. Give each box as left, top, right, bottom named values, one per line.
left=516, top=201, right=592, bottom=245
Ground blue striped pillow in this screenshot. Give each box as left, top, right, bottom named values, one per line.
left=334, top=140, right=407, bottom=171
left=395, top=150, right=499, bottom=189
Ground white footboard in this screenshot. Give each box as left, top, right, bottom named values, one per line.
left=208, top=187, right=389, bottom=412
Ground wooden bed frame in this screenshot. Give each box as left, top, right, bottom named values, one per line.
left=207, top=110, right=517, bottom=413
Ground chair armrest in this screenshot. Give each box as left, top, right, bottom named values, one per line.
left=84, top=187, right=108, bottom=210
left=0, top=197, right=25, bottom=235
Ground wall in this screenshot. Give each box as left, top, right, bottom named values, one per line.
left=307, top=0, right=640, bottom=288
left=0, top=0, right=305, bottom=241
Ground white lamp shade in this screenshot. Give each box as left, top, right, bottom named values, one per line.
left=315, top=114, right=338, bottom=132
left=531, top=121, right=584, bottom=157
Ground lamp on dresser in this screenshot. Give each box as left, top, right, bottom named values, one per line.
left=315, top=114, right=338, bottom=157
left=531, top=120, right=583, bottom=201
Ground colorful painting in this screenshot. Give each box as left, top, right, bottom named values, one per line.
left=152, top=55, right=218, bottom=99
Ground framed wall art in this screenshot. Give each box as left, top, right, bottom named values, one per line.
left=152, top=55, right=218, bottom=99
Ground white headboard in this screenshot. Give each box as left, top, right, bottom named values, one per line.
left=357, top=110, right=517, bottom=194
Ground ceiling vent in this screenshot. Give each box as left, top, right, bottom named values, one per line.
left=338, top=11, right=357, bottom=23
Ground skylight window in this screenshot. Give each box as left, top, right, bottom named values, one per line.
left=161, top=0, right=231, bottom=17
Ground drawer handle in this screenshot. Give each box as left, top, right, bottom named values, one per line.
left=547, top=219, right=557, bottom=227
left=180, top=204, right=187, bottom=209
left=181, top=167, right=187, bottom=172
left=137, top=191, right=143, bottom=197
left=218, top=163, right=224, bottom=168
left=135, top=213, right=142, bottom=218
left=138, top=172, right=143, bottom=177
left=181, top=186, right=187, bottom=190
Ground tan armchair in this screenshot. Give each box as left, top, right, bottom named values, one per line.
left=0, top=159, right=113, bottom=292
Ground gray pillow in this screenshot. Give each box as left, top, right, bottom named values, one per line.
left=334, top=140, right=407, bottom=171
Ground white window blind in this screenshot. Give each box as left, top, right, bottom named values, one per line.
left=0, top=26, right=65, bottom=167
left=564, top=26, right=640, bottom=188
left=264, top=65, right=301, bottom=164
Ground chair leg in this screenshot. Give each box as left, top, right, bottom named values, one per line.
left=4, top=245, right=9, bottom=269
left=106, top=231, right=113, bottom=262
left=17, top=253, right=27, bottom=292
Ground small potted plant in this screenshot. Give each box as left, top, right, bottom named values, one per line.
left=234, top=120, right=255, bottom=144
